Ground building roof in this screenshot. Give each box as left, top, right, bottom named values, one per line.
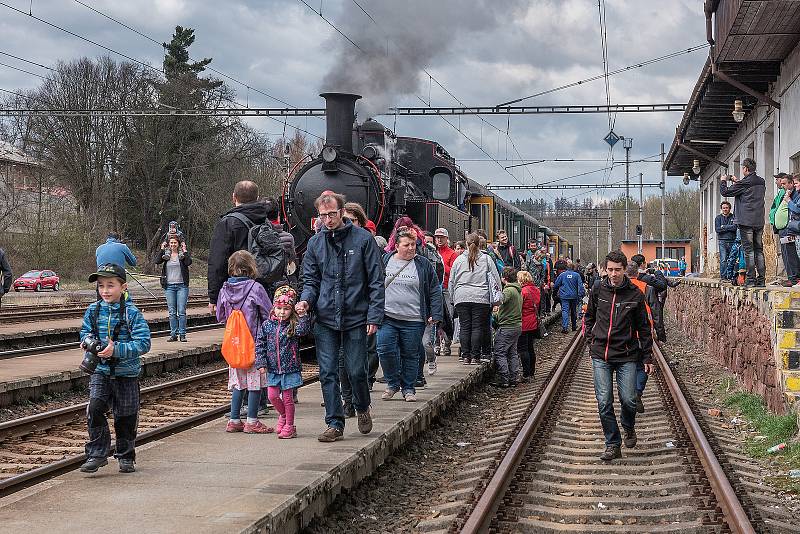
left=0, top=141, right=40, bottom=166
left=665, top=1, right=800, bottom=176
left=620, top=239, right=692, bottom=244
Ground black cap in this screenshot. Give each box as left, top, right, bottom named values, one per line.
left=775, top=172, right=788, bottom=179
left=89, top=263, right=127, bottom=282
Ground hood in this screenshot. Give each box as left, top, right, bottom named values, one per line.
left=221, top=279, right=259, bottom=306
left=505, top=282, right=521, bottom=291
left=224, top=201, right=267, bottom=225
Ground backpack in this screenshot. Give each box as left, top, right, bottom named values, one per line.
left=775, top=202, right=790, bottom=231
left=485, top=249, right=505, bottom=273
left=221, top=282, right=256, bottom=369
left=225, top=213, right=291, bottom=285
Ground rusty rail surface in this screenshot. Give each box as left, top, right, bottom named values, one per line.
left=460, top=331, right=584, bottom=533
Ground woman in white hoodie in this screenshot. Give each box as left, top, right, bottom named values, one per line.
left=448, top=233, right=502, bottom=365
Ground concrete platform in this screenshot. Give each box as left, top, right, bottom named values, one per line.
left=0, top=327, right=224, bottom=406
left=0, top=356, right=486, bottom=534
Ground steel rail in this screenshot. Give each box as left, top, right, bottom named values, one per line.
left=460, top=331, right=584, bottom=534
left=0, top=322, right=221, bottom=360
left=653, top=342, right=756, bottom=533
left=0, top=355, right=317, bottom=497
left=0, top=297, right=208, bottom=321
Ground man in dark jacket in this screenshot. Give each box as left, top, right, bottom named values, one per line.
left=715, top=201, right=736, bottom=281
left=297, top=192, right=385, bottom=443
left=496, top=230, right=521, bottom=269
left=584, top=250, right=653, bottom=461
left=553, top=260, right=585, bottom=333
left=207, top=181, right=267, bottom=310
left=720, top=158, right=766, bottom=286
left=0, top=247, right=11, bottom=310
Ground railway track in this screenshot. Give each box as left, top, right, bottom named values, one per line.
left=0, top=355, right=319, bottom=498
left=456, top=335, right=761, bottom=534
left=0, top=296, right=209, bottom=323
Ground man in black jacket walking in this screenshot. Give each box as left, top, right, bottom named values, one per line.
left=721, top=158, right=766, bottom=286
left=207, top=181, right=267, bottom=311
left=0, top=247, right=11, bottom=310
left=584, top=250, right=653, bottom=461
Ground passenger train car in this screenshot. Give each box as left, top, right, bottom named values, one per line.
left=282, top=92, right=569, bottom=254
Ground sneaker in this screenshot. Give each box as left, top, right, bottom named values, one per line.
left=469, top=359, right=478, bottom=365
left=480, top=356, right=491, bottom=363
left=79, top=457, right=108, bottom=473
left=376, top=376, right=387, bottom=384
left=623, top=427, right=637, bottom=448
left=118, top=459, right=136, bottom=473
left=226, top=420, right=244, bottom=432
left=427, top=361, right=437, bottom=375
left=442, top=344, right=452, bottom=357
left=562, top=328, right=568, bottom=334
left=278, top=425, right=297, bottom=439
left=343, top=403, right=356, bottom=418
left=492, top=380, right=509, bottom=388
left=599, top=445, right=622, bottom=461
left=415, top=379, right=427, bottom=389
left=244, top=420, right=274, bottom=434
left=167, top=336, right=178, bottom=342
left=257, top=406, right=270, bottom=417
left=462, top=358, right=471, bottom=365
left=275, top=415, right=286, bottom=434
left=179, top=335, right=187, bottom=342
left=636, top=393, right=645, bottom=414
left=357, top=409, right=373, bottom=434
left=404, top=392, right=417, bottom=402
left=318, top=426, right=344, bottom=442
left=382, top=387, right=399, bottom=400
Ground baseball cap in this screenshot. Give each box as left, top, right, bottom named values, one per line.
left=89, top=263, right=127, bottom=282
left=434, top=228, right=449, bottom=238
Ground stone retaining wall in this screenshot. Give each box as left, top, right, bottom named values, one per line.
left=665, top=278, right=786, bottom=413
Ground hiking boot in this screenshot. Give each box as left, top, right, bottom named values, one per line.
left=382, top=387, right=399, bottom=400
left=179, top=335, right=187, bottom=342
left=404, top=392, right=417, bottom=402
left=118, top=459, right=135, bottom=473
left=226, top=420, right=245, bottom=433
left=343, top=403, right=356, bottom=418
left=80, top=457, right=108, bottom=473
left=623, top=427, right=638, bottom=448
left=167, top=336, right=178, bottom=342
left=599, top=445, right=622, bottom=461
left=318, top=426, right=344, bottom=442
left=278, top=425, right=297, bottom=439
left=357, top=409, right=373, bottom=434
left=244, top=420, right=274, bottom=434
left=636, top=393, right=645, bottom=414
left=428, top=360, right=437, bottom=375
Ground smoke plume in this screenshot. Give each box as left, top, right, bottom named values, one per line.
left=321, top=1, right=527, bottom=119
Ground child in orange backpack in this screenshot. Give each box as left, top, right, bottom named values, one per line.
left=216, top=251, right=273, bottom=434
left=255, top=286, right=311, bottom=439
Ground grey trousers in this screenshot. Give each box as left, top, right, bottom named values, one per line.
left=493, top=326, right=521, bottom=383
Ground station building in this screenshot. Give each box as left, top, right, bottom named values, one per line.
left=666, top=2, right=800, bottom=276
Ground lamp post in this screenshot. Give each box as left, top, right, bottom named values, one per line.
left=622, top=137, right=633, bottom=240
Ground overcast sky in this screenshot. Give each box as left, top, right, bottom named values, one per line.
left=0, top=0, right=707, bottom=204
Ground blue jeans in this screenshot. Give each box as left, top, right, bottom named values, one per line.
left=636, top=360, right=648, bottom=394
left=561, top=298, right=578, bottom=331
left=592, top=359, right=638, bottom=447
left=230, top=388, right=259, bottom=420
left=164, top=283, right=189, bottom=336
left=378, top=318, right=425, bottom=395
left=314, top=323, right=370, bottom=430
left=718, top=240, right=734, bottom=279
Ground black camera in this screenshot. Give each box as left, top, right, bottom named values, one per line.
left=80, top=334, right=108, bottom=374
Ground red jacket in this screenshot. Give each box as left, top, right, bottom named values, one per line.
left=437, top=245, right=458, bottom=289
left=520, top=282, right=541, bottom=332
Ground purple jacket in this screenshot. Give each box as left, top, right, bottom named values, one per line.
left=216, top=277, right=272, bottom=339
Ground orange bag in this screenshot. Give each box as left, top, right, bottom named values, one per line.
left=221, top=284, right=256, bottom=369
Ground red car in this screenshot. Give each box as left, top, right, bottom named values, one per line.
left=13, top=270, right=61, bottom=292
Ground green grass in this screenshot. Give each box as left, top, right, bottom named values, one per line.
left=723, top=391, right=800, bottom=493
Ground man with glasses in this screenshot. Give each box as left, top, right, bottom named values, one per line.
left=296, top=192, right=385, bottom=442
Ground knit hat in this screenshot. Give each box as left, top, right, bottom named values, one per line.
left=273, top=285, right=297, bottom=307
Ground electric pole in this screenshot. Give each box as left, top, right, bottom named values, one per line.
left=638, top=172, right=644, bottom=253
left=661, top=143, right=666, bottom=259
left=623, top=137, right=633, bottom=240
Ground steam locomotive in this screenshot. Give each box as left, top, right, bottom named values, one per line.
left=282, top=92, right=570, bottom=257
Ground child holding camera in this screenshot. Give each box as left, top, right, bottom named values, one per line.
left=78, top=264, right=152, bottom=474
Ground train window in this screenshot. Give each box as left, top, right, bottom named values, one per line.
left=431, top=171, right=451, bottom=200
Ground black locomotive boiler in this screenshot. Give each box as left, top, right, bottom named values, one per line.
left=282, top=92, right=568, bottom=254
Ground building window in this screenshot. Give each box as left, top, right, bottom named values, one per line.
left=791, top=150, right=800, bottom=173
left=431, top=170, right=451, bottom=200
left=656, top=246, right=686, bottom=260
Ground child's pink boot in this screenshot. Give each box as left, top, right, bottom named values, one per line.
left=226, top=420, right=244, bottom=433
left=278, top=425, right=297, bottom=439
left=275, top=415, right=286, bottom=435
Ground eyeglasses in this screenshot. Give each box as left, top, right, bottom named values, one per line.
left=317, top=210, right=341, bottom=220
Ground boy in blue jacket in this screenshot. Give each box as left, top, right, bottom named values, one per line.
left=553, top=260, right=586, bottom=333
left=79, top=264, right=151, bottom=474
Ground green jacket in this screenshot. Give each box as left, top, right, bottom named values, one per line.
left=770, top=189, right=786, bottom=226
left=496, top=282, right=522, bottom=327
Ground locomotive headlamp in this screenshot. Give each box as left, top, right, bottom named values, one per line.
left=322, top=146, right=338, bottom=163
left=362, top=145, right=378, bottom=159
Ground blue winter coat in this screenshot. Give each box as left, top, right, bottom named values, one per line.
left=79, top=298, right=151, bottom=377
left=300, top=220, right=385, bottom=330
left=254, top=314, right=311, bottom=375
left=554, top=269, right=586, bottom=301
left=382, top=252, right=444, bottom=323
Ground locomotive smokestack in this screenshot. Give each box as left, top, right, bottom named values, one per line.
left=320, top=92, right=361, bottom=153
